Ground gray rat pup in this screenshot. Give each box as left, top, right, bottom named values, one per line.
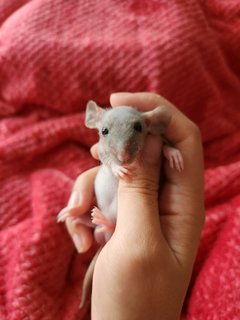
left=57, top=100, right=184, bottom=308
left=84, top=101, right=183, bottom=242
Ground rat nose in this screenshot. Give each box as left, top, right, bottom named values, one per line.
left=118, top=152, right=130, bottom=163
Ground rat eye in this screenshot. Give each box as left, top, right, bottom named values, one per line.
left=133, top=121, right=142, bottom=132
left=101, top=127, right=109, bottom=136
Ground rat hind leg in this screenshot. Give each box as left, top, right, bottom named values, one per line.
left=91, top=207, right=115, bottom=234
left=163, top=144, right=184, bottom=171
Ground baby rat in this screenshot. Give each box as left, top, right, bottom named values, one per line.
left=84, top=101, right=183, bottom=241
left=57, top=100, right=184, bottom=308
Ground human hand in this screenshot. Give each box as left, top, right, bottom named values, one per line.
left=91, top=92, right=204, bottom=319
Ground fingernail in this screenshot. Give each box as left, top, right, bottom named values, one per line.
left=56, top=207, right=68, bottom=222
left=110, top=92, right=133, bottom=100
left=72, top=233, right=85, bottom=253
left=143, top=135, right=162, bottom=165
left=68, top=190, right=81, bottom=207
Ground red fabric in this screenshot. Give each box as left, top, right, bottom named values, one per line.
left=0, top=1, right=239, bottom=319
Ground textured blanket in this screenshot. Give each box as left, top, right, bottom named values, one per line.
left=0, top=1, right=239, bottom=319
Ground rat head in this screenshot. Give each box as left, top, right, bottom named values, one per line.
left=85, top=101, right=171, bottom=165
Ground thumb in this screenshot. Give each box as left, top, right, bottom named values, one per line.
left=115, top=135, right=163, bottom=243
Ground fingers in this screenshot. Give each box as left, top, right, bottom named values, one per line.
left=110, top=92, right=171, bottom=112
left=63, top=166, right=99, bottom=253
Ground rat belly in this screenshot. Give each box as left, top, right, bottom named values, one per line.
left=94, top=165, right=118, bottom=222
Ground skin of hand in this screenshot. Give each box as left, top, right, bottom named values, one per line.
left=64, top=92, right=205, bottom=320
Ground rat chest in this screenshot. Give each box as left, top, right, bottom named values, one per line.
left=94, top=165, right=118, bottom=222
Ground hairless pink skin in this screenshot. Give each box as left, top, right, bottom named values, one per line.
left=57, top=101, right=184, bottom=307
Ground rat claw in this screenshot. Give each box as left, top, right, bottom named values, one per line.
left=91, top=206, right=97, bottom=215
left=172, top=154, right=179, bottom=171
left=91, top=207, right=98, bottom=221
left=177, top=161, right=183, bottom=172
left=177, top=153, right=184, bottom=171
left=169, top=156, right=174, bottom=169
left=91, top=216, right=97, bottom=224
left=118, top=171, right=124, bottom=177
left=175, top=159, right=181, bottom=172
left=175, top=151, right=184, bottom=172
left=120, top=167, right=129, bottom=174
left=180, top=162, right=184, bottom=171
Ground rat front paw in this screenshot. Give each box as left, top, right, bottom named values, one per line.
left=163, top=145, right=184, bottom=172
left=111, top=164, right=131, bottom=179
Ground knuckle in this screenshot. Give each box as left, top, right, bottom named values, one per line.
left=120, top=182, right=159, bottom=197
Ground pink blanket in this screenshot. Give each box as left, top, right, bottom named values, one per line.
left=0, top=1, right=239, bottom=319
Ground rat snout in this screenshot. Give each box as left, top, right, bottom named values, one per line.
left=117, top=152, right=130, bottom=163
left=116, top=139, right=139, bottom=164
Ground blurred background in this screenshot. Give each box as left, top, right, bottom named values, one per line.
left=0, top=1, right=239, bottom=319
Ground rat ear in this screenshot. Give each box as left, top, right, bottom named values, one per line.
left=85, top=100, right=105, bottom=129
left=142, top=105, right=171, bottom=135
